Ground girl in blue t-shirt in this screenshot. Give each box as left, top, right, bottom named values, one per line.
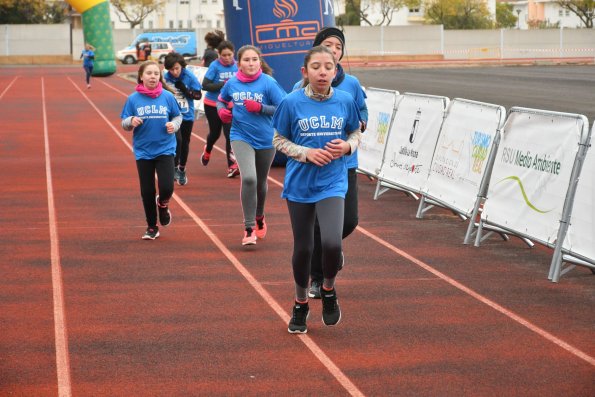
left=80, top=43, right=95, bottom=89
left=121, top=61, right=182, bottom=240
left=164, top=52, right=202, bottom=186
left=272, top=46, right=361, bottom=334
left=217, top=45, right=286, bottom=246
left=201, top=40, right=239, bottom=177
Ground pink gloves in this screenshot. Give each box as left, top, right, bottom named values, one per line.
left=244, top=99, right=262, bottom=113
left=218, top=108, right=232, bottom=124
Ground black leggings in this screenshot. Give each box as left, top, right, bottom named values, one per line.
left=310, top=168, right=358, bottom=282
left=204, top=104, right=234, bottom=166
left=136, top=155, right=175, bottom=228
left=287, top=197, right=344, bottom=289
left=175, top=119, right=194, bottom=168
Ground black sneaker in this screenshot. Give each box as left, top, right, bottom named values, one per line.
left=142, top=227, right=160, bottom=240
left=288, top=301, right=309, bottom=334
left=308, top=280, right=322, bottom=299
left=156, top=195, right=171, bottom=227
left=321, top=287, right=341, bottom=326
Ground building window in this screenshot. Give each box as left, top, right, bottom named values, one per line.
left=178, top=20, right=183, bottom=28
left=169, top=20, right=174, bottom=28
left=187, top=20, right=192, bottom=28
left=149, top=21, right=154, bottom=29
left=216, top=20, right=221, bottom=28
left=565, top=10, right=570, bottom=16
left=558, top=10, right=563, bottom=16
left=409, top=8, right=420, bottom=13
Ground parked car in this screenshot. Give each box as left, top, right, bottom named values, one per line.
left=116, top=42, right=174, bottom=64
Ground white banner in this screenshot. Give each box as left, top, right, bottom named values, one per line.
left=423, top=99, right=505, bottom=216
left=481, top=108, right=586, bottom=245
left=358, top=88, right=398, bottom=176
left=562, top=125, right=595, bottom=262
left=187, top=65, right=208, bottom=115
left=379, top=93, right=449, bottom=194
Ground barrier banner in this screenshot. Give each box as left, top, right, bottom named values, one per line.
left=187, top=65, right=208, bottom=115
left=562, top=127, right=595, bottom=263
left=422, top=99, right=505, bottom=216
left=481, top=108, right=586, bottom=245
left=378, top=93, right=448, bottom=194
left=357, top=88, right=398, bottom=177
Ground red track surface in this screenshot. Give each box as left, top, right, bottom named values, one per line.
left=0, top=66, right=593, bottom=396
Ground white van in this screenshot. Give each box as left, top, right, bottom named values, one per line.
left=116, top=42, right=174, bottom=64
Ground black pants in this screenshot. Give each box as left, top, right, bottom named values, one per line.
left=204, top=104, right=234, bottom=167
left=136, top=155, right=175, bottom=228
left=310, top=168, right=358, bottom=282
left=287, top=197, right=344, bottom=289
left=175, top=119, right=194, bottom=168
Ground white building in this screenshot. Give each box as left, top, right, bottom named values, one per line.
left=109, top=0, right=226, bottom=30
left=504, top=0, right=588, bottom=29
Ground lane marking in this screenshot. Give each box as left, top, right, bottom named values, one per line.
left=107, top=78, right=595, bottom=366
left=0, top=76, right=18, bottom=100
left=42, top=78, right=73, bottom=397
left=74, top=78, right=365, bottom=397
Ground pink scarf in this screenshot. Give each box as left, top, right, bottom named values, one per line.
left=236, top=69, right=262, bottom=83
left=136, top=82, right=163, bottom=98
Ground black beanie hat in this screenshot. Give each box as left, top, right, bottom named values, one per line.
left=313, top=27, right=345, bottom=60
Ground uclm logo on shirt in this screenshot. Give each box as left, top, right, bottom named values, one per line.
left=251, top=0, right=320, bottom=55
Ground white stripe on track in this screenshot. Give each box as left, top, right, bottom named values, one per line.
left=191, top=124, right=595, bottom=366
left=75, top=78, right=365, bottom=397
left=42, top=78, right=73, bottom=397
left=0, top=76, right=18, bottom=100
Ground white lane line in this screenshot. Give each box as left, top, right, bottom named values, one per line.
left=0, top=76, right=18, bottom=100
left=75, top=78, right=365, bottom=397
left=42, top=78, right=73, bottom=397
left=191, top=122, right=595, bottom=366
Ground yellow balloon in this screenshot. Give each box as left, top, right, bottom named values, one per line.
left=65, top=0, right=105, bottom=14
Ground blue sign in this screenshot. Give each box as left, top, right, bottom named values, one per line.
left=223, top=0, right=336, bottom=92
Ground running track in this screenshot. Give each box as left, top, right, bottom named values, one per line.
left=0, top=66, right=593, bottom=396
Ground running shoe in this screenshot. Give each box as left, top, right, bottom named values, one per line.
left=308, top=280, right=322, bottom=299
left=255, top=215, right=267, bottom=239
left=321, top=287, right=341, bottom=326
left=142, top=227, right=160, bottom=240
left=227, top=162, right=240, bottom=178
left=288, top=301, right=310, bottom=334
left=242, top=227, right=257, bottom=245
left=174, top=167, right=181, bottom=183
left=156, top=195, right=171, bottom=227
left=177, top=168, right=188, bottom=186
left=201, top=145, right=211, bottom=166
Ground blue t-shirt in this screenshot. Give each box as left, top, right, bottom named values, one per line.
left=164, top=68, right=201, bottom=121
left=203, top=60, right=238, bottom=104
left=293, top=73, right=368, bottom=169
left=81, top=49, right=94, bottom=68
left=219, top=73, right=287, bottom=150
left=273, top=89, right=361, bottom=203
left=120, top=90, right=181, bottom=160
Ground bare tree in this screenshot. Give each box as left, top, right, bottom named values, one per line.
left=111, top=0, right=164, bottom=29
left=345, top=0, right=408, bottom=26
left=556, top=0, right=594, bottom=28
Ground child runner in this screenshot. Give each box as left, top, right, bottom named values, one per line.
left=295, top=27, right=369, bottom=299
left=273, top=46, right=362, bottom=333
left=163, top=52, right=202, bottom=186
left=121, top=61, right=182, bottom=240
left=80, top=43, right=95, bottom=89
left=202, top=30, right=225, bottom=67
left=201, top=40, right=240, bottom=178
left=217, top=45, right=286, bottom=245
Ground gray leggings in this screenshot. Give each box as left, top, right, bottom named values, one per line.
left=230, top=140, right=275, bottom=228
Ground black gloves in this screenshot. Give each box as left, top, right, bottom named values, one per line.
left=175, top=80, right=202, bottom=100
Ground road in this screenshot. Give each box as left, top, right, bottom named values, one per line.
left=350, top=65, right=595, bottom=122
